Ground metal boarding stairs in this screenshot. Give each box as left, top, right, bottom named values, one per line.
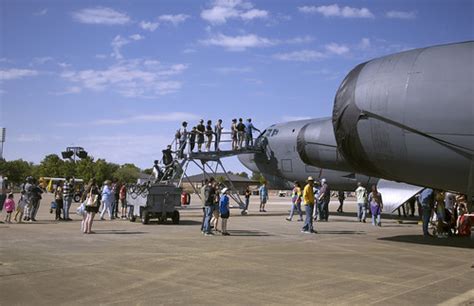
left=157, top=131, right=263, bottom=215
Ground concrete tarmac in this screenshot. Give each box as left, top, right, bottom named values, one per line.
left=1, top=194, right=473, bottom=305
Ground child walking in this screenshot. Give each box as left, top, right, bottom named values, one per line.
left=219, top=188, right=230, bottom=236
left=4, top=193, right=15, bottom=223
left=14, top=191, right=27, bottom=223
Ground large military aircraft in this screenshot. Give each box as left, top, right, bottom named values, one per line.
left=240, top=41, right=472, bottom=212
left=238, top=118, right=422, bottom=213
left=332, top=41, right=473, bottom=201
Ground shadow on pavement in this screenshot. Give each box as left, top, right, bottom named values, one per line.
left=227, top=229, right=272, bottom=237
left=318, top=230, right=366, bottom=235
left=378, top=235, right=474, bottom=249
left=93, top=230, right=148, bottom=235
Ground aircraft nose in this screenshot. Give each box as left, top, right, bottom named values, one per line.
left=237, top=153, right=259, bottom=173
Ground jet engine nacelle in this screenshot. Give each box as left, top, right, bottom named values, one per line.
left=333, top=41, right=474, bottom=195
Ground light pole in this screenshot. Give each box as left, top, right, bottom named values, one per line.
left=0, top=128, right=5, bottom=160
left=61, top=146, right=88, bottom=163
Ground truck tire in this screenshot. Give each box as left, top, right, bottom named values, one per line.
left=74, top=194, right=81, bottom=203
left=141, top=210, right=150, bottom=225
left=172, top=210, right=180, bottom=224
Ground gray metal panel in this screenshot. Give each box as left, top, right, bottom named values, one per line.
left=333, top=41, right=474, bottom=194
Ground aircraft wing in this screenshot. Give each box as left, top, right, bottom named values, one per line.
left=376, top=179, right=424, bottom=213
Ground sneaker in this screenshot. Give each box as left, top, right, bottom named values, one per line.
left=262, top=210, right=267, bottom=212
left=100, top=218, right=105, bottom=221
left=286, top=218, right=291, bottom=222
left=204, top=232, right=213, bottom=236
left=297, top=219, right=303, bottom=222
left=311, top=230, right=318, bottom=234
left=362, top=220, right=366, bottom=223
left=302, top=231, right=312, bottom=234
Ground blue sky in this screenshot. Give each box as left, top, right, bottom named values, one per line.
left=1, top=0, right=472, bottom=172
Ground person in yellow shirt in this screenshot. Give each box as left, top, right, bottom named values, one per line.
left=301, top=176, right=316, bottom=233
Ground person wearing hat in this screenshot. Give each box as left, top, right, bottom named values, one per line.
left=301, top=176, right=316, bottom=233
left=100, top=180, right=113, bottom=221
left=219, top=187, right=231, bottom=235
left=318, top=178, right=331, bottom=222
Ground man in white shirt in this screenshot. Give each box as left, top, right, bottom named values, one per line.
left=355, top=182, right=367, bottom=222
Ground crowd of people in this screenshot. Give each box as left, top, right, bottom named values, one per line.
left=200, top=177, right=231, bottom=236
left=1, top=174, right=473, bottom=239
left=176, top=118, right=261, bottom=157
left=284, top=178, right=473, bottom=237
left=3, top=177, right=129, bottom=235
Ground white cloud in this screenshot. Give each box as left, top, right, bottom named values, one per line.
left=201, top=33, right=275, bottom=51
left=358, top=38, right=371, bottom=49
left=159, top=14, right=190, bottom=25
left=241, top=9, right=268, bottom=20
left=201, top=0, right=268, bottom=24
left=139, top=20, right=159, bottom=32
left=110, top=34, right=144, bottom=59
left=273, top=50, right=326, bottom=62
left=182, top=48, right=197, bottom=54
left=286, top=35, right=314, bottom=44
left=72, top=7, right=130, bottom=25
left=60, top=59, right=188, bottom=98
left=95, top=54, right=108, bottom=59
left=299, top=4, right=374, bottom=18
left=34, top=9, right=48, bottom=16
left=130, top=34, right=145, bottom=41
left=51, top=86, right=82, bottom=96
left=386, top=10, right=416, bottom=19
left=31, top=56, right=54, bottom=65
left=111, top=35, right=129, bottom=59
left=214, top=66, right=253, bottom=74
left=325, top=43, right=350, bottom=55
left=0, top=68, right=39, bottom=81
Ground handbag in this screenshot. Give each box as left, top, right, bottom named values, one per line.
left=76, top=202, right=85, bottom=215
left=85, top=189, right=98, bottom=207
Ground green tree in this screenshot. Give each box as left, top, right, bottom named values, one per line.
left=75, top=156, right=96, bottom=182
left=251, top=171, right=263, bottom=181
left=238, top=172, right=249, bottom=178
left=94, top=159, right=119, bottom=184
left=113, top=163, right=140, bottom=183
left=0, top=159, right=35, bottom=184
left=37, top=154, right=65, bottom=178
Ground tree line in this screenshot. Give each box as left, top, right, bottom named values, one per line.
left=0, top=154, right=142, bottom=185
left=0, top=155, right=261, bottom=186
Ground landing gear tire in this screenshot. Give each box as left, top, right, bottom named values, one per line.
left=141, top=210, right=149, bottom=225
left=172, top=211, right=180, bottom=224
